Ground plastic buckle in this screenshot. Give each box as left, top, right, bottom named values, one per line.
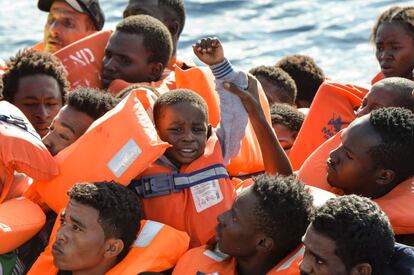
left=137, top=174, right=176, bottom=198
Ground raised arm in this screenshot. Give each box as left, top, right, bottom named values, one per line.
left=224, top=75, right=293, bottom=175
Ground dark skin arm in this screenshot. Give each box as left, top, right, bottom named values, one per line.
left=224, top=75, right=293, bottom=176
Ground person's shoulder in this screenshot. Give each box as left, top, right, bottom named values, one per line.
left=383, top=243, right=414, bottom=275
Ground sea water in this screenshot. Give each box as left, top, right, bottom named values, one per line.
left=1, top=0, right=413, bottom=84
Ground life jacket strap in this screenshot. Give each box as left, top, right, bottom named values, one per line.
left=130, top=164, right=229, bottom=198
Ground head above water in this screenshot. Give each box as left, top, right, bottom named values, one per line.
left=275, top=54, right=325, bottom=108
left=123, top=0, right=185, bottom=56
left=249, top=65, right=297, bottom=105
left=1, top=50, right=68, bottom=137
left=356, top=77, right=414, bottom=117
left=327, top=107, right=414, bottom=198
left=39, top=0, right=104, bottom=53
left=153, top=89, right=209, bottom=167
left=370, top=6, right=414, bottom=80
left=101, top=14, right=173, bottom=88
left=300, top=195, right=395, bottom=275
left=42, top=88, right=119, bottom=156
left=217, top=174, right=314, bottom=270
left=52, top=182, right=141, bottom=273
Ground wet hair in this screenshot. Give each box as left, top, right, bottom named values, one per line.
left=252, top=174, right=314, bottom=255
left=270, top=103, right=305, bottom=133
left=116, top=14, right=173, bottom=69
left=370, top=6, right=414, bottom=43
left=249, top=65, right=297, bottom=105
left=0, top=50, right=69, bottom=103
left=371, top=77, right=414, bottom=112
left=66, top=88, right=119, bottom=120
left=275, top=54, right=325, bottom=105
left=312, top=195, right=395, bottom=274
left=368, top=107, right=414, bottom=185
left=67, top=182, right=141, bottom=262
left=124, top=0, right=186, bottom=37
left=153, top=88, right=208, bottom=126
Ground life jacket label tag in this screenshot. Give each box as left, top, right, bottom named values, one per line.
left=191, top=179, right=223, bottom=213
left=133, top=220, right=164, bottom=248
left=0, top=223, right=12, bottom=232
left=107, top=139, right=142, bottom=178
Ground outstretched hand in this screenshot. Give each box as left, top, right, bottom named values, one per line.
left=193, top=37, right=224, bottom=66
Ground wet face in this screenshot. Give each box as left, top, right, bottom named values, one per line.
left=272, top=123, right=297, bottom=153
left=102, top=31, right=154, bottom=88
left=356, top=84, right=400, bottom=118
left=12, top=74, right=63, bottom=138
left=43, top=0, right=95, bottom=53
left=216, top=186, right=260, bottom=257
left=326, top=116, right=382, bottom=197
left=257, top=76, right=286, bottom=105
left=156, top=102, right=208, bottom=167
left=375, top=22, right=414, bottom=80
left=52, top=200, right=110, bottom=272
left=42, top=105, right=95, bottom=156
left=300, top=225, right=348, bottom=275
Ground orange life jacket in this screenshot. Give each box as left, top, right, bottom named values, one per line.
left=371, top=71, right=384, bottom=85
left=0, top=101, right=58, bottom=202
left=288, top=81, right=368, bottom=170
left=130, top=131, right=236, bottom=248
left=173, top=244, right=304, bottom=275
left=30, top=41, right=45, bottom=52
left=25, top=90, right=169, bottom=213
left=28, top=219, right=190, bottom=275
left=0, top=197, right=45, bottom=253
left=297, top=135, right=414, bottom=235
left=53, top=30, right=112, bottom=89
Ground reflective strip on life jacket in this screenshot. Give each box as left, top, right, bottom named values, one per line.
left=130, top=164, right=229, bottom=198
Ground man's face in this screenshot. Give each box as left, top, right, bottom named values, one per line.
left=257, top=76, right=285, bottom=105
left=43, top=0, right=95, bottom=53
left=216, top=186, right=260, bottom=257
left=52, top=199, right=109, bottom=272
left=42, top=105, right=95, bottom=156
left=156, top=102, right=208, bottom=168
left=300, top=225, right=348, bottom=275
left=326, top=116, right=382, bottom=197
left=13, top=74, right=63, bottom=138
left=375, top=22, right=414, bottom=80
left=101, top=31, right=153, bottom=88
left=356, top=83, right=401, bottom=118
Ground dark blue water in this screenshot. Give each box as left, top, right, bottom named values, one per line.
left=1, top=0, right=413, bottom=83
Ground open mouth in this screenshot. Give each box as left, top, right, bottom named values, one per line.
left=52, top=243, right=63, bottom=255
left=326, top=159, right=336, bottom=173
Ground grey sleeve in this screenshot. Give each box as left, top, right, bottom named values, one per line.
left=209, top=58, right=249, bottom=164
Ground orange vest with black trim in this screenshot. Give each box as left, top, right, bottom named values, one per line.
left=297, top=137, right=414, bottom=235
left=28, top=219, right=190, bottom=275
left=173, top=245, right=304, bottom=275
left=24, top=91, right=169, bottom=213
left=288, top=81, right=368, bottom=170
left=132, top=131, right=236, bottom=248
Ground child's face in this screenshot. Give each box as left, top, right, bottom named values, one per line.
left=101, top=31, right=153, bottom=88
left=326, top=116, right=382, bottom=197
left=156, top=102, right=209, bottom=167
left=272, top=123, right=297, bottom=153
left=375, top=22, right=414, bottom=79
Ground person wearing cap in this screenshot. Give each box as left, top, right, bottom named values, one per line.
left=38, top=0, right=105, bottom=53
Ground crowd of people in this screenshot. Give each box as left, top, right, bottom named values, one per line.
left=0, top=0, right=413, bottom=274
